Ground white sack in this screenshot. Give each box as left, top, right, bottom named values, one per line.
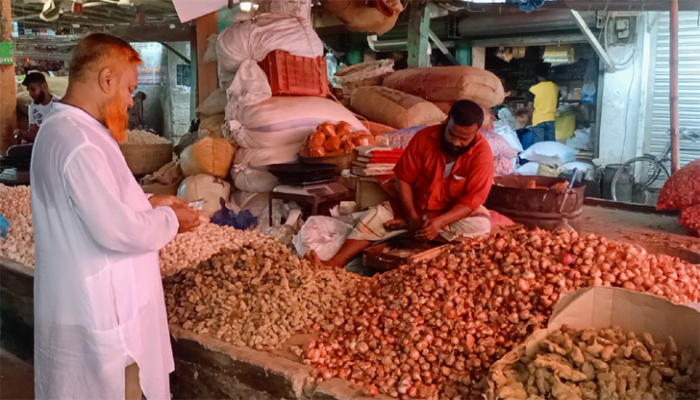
left=516, top=162, right=541, bottom=176
left=216, top=13, right=323, bottom=106
left=231, top=96, right=365, bottom=148
left=230, top=142, right=303, bottom=193
left=230, top=191, right=294, bottom=230
left=494, top=125, right=524, bottom=153
left=520, top=141, right=577, bottom=166
left=293, top=216, right=352, bottom=261
left=177, top=174, right=231, bottom=218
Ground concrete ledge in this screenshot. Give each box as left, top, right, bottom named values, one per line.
left=0, top=260, right=382, bottom=400
left=0, top=258, right=35, bottom=362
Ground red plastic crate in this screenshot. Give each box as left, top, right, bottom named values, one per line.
left=258, top=50, right=330, bottom=97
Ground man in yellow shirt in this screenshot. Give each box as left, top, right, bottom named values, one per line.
left=527, top=64, right=559, bottom=143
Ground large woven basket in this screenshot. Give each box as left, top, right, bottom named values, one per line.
left=119, top=142, right=174, bottom=176
left=299, top=152, right=355, bottom=174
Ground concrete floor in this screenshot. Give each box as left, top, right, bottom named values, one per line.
left=0, top=349, right=34, bottom=400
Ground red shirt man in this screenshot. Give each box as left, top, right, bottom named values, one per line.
left=310, top=100, right=494, bottom=268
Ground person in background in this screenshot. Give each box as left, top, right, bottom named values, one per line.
left=308, top=100, right=494, bottom=268
left=128, top=91, right=147, bottom=130
left=16, top=72, right=62, bottom=143
left=31, top=33, right=200, bottom=400
left=527, top=63, right=559, bottom=143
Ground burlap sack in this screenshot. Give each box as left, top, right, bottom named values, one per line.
left=180, top=137, right=235, bottom=178
left=140, top=161, right=184, bottom=196
left=351, top=86, right=445, bottom=129
left=198, top=114, right=225, bottom=139
left=383, top=66, right=505, bottom=108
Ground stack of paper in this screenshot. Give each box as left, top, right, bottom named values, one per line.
left=352, top=146, right=404, bottom=177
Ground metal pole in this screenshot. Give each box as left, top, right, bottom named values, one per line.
left=670, top=0, right=681, bottom=173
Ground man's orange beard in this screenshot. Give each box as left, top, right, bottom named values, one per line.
left=104, top=95, right=129, bottom=143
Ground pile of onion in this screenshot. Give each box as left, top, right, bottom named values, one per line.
left=298, top=229, right=700, bottom=399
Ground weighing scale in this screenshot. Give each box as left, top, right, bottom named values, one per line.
left=269, top=181, right=352, bottom=222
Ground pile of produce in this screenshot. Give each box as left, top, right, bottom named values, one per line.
left=657, top=159, right=700, bottom=236
left=300, top=229, right=700, bottom=399
left=301, top=121, right=375, bottom=157
left=163, top=242, right=363, bottom=350
left=0, top=185, right=34, bottom=265
left=0, top=185, right=261, bottom=273
left=492, top=325, right=699, bottom=400
left=125, top=129, right=171, bottom=145
left=159, top=223, right=276, bottom=277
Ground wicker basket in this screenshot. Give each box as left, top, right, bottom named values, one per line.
left=299, top=152, right=355, bottom=174
left=119, top=142, right=174, bottom=176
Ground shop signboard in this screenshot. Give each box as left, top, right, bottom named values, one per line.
left=0, top=42, right=14, bottom=65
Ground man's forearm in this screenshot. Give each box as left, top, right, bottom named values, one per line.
left=396, top=179, right=420, bottom=221
left=435, top=204, right=474, bottom=229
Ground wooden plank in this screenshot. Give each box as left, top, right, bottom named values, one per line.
left=406, top=1, right=430, bottom=68
left=195, top=12, right=219, bottom=107
left=0, top=0, right=17, bottom=155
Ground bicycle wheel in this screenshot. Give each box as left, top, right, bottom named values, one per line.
left=610, top=156, right=671, bottom=205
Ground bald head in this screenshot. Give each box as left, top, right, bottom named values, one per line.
left=69, top=33, right=141, bottom=83
left=65, top=34, right=142, bottom=143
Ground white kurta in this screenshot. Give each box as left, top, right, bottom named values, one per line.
left=30, top=103, right=179, bottom=400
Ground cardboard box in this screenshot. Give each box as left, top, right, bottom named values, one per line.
left=488, top=286, right=700, bottom=399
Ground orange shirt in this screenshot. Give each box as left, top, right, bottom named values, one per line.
left=394, top=125, right=494, bottom=218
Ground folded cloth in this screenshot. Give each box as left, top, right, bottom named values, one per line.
left=347, top=201, right=491, bottom=242
left=506, top=0, right=545, bottom=12
left=356, top=156, right=402, bottom=164
left=356, top=145, right=404, bottom=157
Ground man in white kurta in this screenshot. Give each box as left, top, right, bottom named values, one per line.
left=30, top=33, right=199, bottom=400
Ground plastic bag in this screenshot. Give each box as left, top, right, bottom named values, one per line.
left=210, top=198, right=258, bottom=230
left=494, top=125, right=524, bottom=153
left=292, top=216, right=352, bottom=261
left=482, top=131, right=518, bottom=159
left=0, top=213, right=8, bottom=238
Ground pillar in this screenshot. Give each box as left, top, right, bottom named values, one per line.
left=0, top=0, right=17, bottom=154
left=407, top=1, right=430, bottom=68
left=195, top=12, right=219, bottom=107
left=471, top=47, right=486, bottom=69
left=455, top=40, right=471, bottom=66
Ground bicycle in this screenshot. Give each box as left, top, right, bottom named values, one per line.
left=611, top=127, right=700, bottom=205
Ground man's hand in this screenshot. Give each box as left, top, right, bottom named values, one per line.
left=149, top=195, right=186, bottom=209
left=170, top=203, right=201, bottom=233
left=385, top=217, right=422, bottom=233
left=416, top=218, right=441, bottom=242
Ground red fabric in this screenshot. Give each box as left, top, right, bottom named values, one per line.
left=490, top=210, right=515, bottom=227
left=357, top=157, right=402, bottom=164
left=657, top=159, right=700, bottom=210
left=394, top=125, right=494, bottom=218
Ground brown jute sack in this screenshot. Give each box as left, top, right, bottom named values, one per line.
left=350, top=86, right=446, bottom=129
left=180, top=137, right=235, bottom=178
left=382, top=66, right=505, bottom=107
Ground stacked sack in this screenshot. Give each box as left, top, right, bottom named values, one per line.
left=216, top=12, right=364, bottom=194
left=657, top=159, right=700, bottom=236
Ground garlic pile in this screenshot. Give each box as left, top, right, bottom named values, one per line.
left=0, top=185, right=34, bottom=266
left=492, top=325, right=699, bottom=400
left=0, top=184, right=31, bottom=220
left=163, top=243, right=363, bottom=350
left=301, top=229, right=700, bottom=399
left=159, top=223, right=275, bottom=277
left=125, top=130, right=170, bottom=145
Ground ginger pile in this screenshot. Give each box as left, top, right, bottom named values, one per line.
left=163, top=243, right=363, bottom=350
left=492, top=325, right=700, bottom=400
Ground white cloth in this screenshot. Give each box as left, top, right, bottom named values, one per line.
left=30, top=103, right=179, bottom=400
left=28, top=95, right=61, bottom=126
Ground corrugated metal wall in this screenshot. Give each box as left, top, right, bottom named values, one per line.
left=651, top=12, right=700, bottom=167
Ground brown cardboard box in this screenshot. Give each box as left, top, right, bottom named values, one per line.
left=487, top=286, right=700, bottom=399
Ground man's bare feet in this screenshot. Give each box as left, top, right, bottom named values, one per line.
left=306, top=250, right=332, bottom=268
left=384, top=218, right=408, bottom=231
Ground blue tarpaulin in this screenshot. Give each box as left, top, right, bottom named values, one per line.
left=505, top=0, right=547, bottom=13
